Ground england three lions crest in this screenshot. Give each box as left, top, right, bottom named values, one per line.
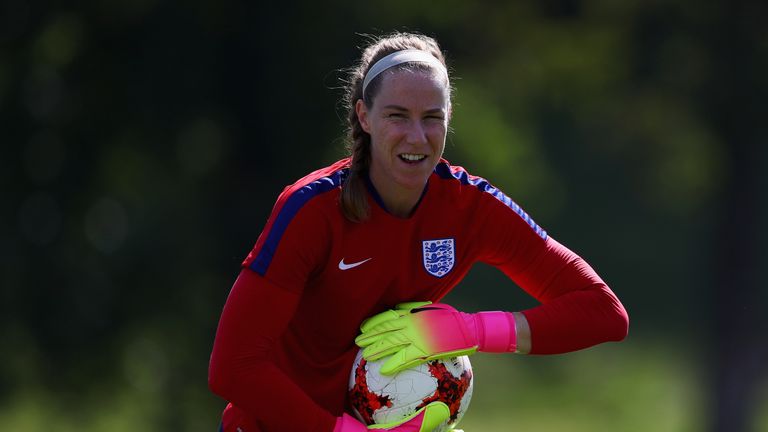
left=422, top=238, right=455, bottom=278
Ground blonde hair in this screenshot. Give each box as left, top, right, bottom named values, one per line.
left=340, top=32, right=450, bottom=222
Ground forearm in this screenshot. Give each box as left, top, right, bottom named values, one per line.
left=522, top=284, right=628, bottom=354
left=210, top=357, right=335, bottom=431
left=208, top=269, right=337, bottom=431
left=497, top=236, right=628, bottom=355
left=470, top=288, right=624, bottom=356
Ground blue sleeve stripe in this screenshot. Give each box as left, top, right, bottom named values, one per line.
left=434, top=163, right=548, bottom=240
left=249, top=169, right=347, bottom=275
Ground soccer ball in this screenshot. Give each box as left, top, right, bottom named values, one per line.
left=347, top=349, right=473, bottom=431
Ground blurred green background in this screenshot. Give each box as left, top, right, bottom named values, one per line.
left=2, top=0, right=767, bottom=431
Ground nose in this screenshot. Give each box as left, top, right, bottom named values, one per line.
left=406, top=121, right=428, bottom=145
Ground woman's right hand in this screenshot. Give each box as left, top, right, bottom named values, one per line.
left=334, top=401, right=451, bottom=432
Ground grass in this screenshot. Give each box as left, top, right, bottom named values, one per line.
left=457, top=341, right=705, bottom=432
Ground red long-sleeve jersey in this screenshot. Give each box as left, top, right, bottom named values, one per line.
left=208, top=158, right=628, bottom=431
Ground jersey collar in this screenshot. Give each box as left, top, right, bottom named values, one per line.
left=364, top=172, right=430, bottom=217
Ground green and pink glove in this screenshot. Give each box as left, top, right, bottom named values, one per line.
left=355, top=302, right=517, bottom=375
left=334, top=401, right=452, bottom=431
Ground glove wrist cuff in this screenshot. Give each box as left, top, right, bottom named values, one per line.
left=334, top=413, right=368, bottom=432
left=474, top=311, right=517, bottom=353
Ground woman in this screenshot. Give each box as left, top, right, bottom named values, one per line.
left=208, top=32, right=628, bottom=432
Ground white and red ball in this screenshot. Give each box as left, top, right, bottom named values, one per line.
left=347, top=349, right=473, bottom=431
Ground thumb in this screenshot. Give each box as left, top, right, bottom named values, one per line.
left=417, top=402, right=450, bottom=431
left=368, top=401, right=450, bottom=431
left=395, top=301, right=432, bottom=311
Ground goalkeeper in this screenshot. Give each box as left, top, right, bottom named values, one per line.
left=208, top=31, right=629, bottom=432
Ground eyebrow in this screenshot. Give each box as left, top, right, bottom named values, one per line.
left=383, top=105, right=445, bottom=114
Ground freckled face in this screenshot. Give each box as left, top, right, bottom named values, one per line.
left=356, top=70, right=450, bottom=195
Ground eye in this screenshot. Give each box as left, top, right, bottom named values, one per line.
left=387, top=113, right=405, bottom=118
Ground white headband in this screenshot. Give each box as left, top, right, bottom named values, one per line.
left=362, top=49, right=448, bottom=96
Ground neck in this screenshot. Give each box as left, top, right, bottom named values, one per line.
left=385, top=194, right=420, bottom=218
left=367, top=172, right=426, bottom=218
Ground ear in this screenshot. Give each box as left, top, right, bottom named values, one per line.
left=355, top=99, right=372, bottom=134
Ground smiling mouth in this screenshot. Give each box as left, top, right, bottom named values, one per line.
left=398, top=153, right=427, bottom=164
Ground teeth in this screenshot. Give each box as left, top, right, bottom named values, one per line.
left=400, top=154, right=426, bottom=161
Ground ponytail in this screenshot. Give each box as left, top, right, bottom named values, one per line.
left=340, top=110, right=371, bottom=223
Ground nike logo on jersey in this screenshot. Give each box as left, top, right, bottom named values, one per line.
left=338, top=257, right=372, bottom=270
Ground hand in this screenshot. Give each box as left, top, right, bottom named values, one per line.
left=370, top=401, right=450, bottom=431
left=335, top=402, right=451, bottom=432
left=355, top=303, right=479, bottom=375
left=356, top=303, right=518, bottom=375
left=358, top=301, right=433, bottom=324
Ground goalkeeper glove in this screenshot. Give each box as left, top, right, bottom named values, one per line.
left=334, top=401, right=451, bottom=431
left=355, top=302, right=517, bottom=375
